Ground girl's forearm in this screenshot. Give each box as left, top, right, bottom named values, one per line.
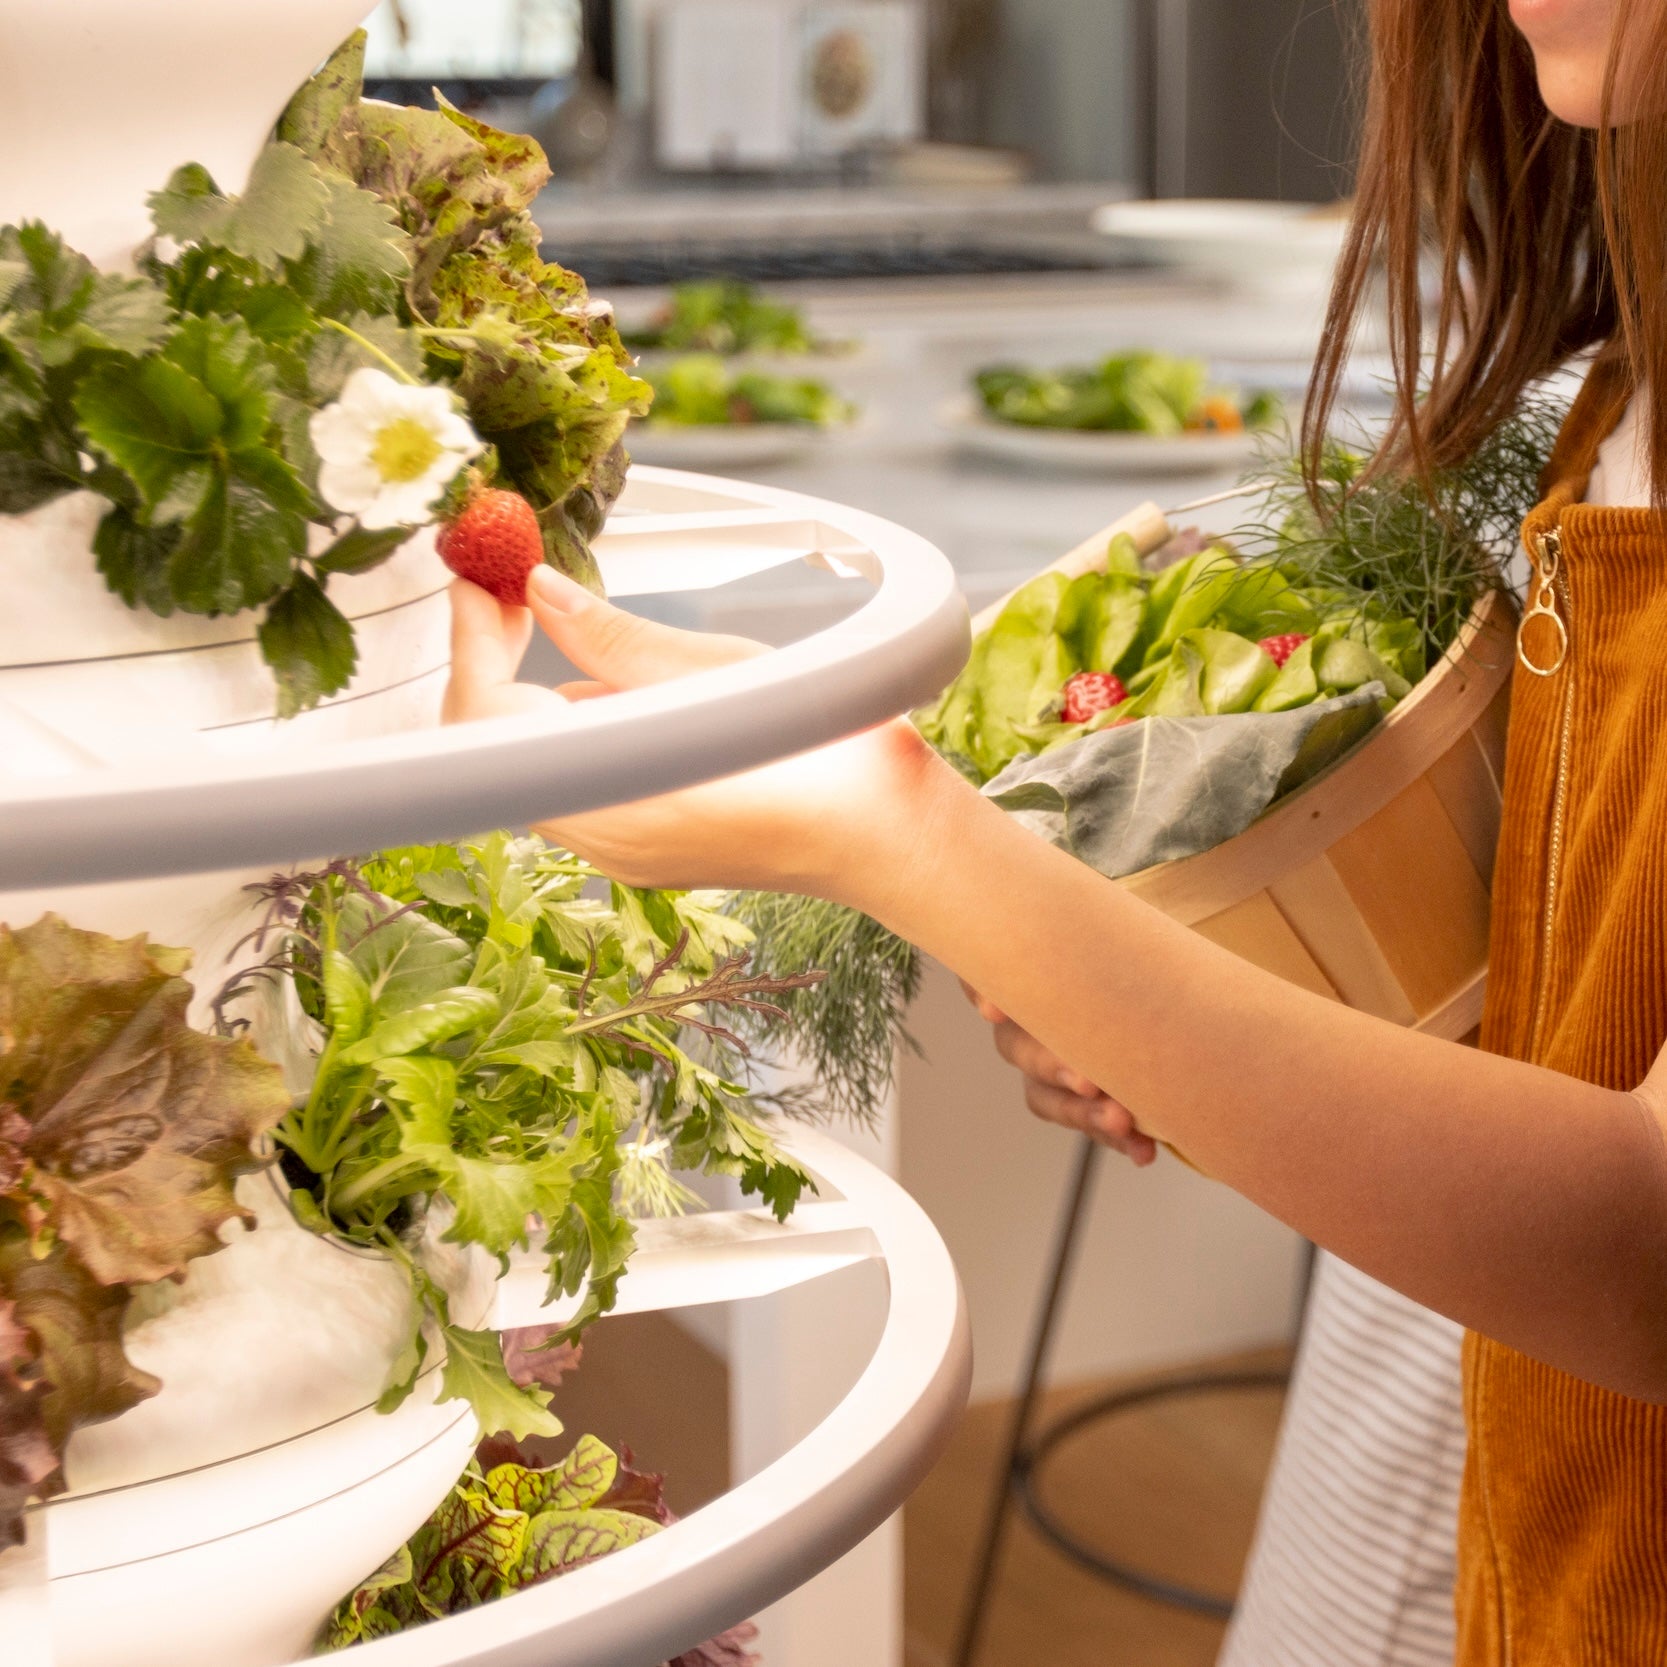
left=841, top=760, right=1667, bottom=1398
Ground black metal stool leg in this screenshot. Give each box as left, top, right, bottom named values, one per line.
left=951, top=1135, right=1101, bottom=1667
left=952, top=1132, right=1309, bottom=1661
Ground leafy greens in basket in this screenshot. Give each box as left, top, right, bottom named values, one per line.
left=974, top=352, right=1280, bottom=435
left=914, top=533, right=1423, bottom=786
left=750, top=393, right=1564, bottom=1079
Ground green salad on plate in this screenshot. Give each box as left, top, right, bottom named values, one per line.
left=642, top=354, right=854, bottom=428
left=974, top=351, right=1280, bottom=435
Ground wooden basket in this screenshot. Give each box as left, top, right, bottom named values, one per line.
left=1120, top=587, right=1516, bottom=1040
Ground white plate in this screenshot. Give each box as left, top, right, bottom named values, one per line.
left=941, top=398, right=1265, bottom=476
left=627, top=421, right=837, bottom=471
left=1090, top=198, right=1348, bottom=298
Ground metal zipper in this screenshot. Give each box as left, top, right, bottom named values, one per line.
left=1524, top=526, right=1574, bottom=1063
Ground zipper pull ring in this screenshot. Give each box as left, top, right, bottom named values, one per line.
left=1519, top=528, right=1569, bottom=676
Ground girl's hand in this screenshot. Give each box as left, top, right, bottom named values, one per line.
left=962, top=981, right=1158, bottom=1165
left=442, top=568, right=957, bottom=900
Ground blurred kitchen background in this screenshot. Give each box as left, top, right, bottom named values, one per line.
left=368, top=5, right=1375, bottom=1667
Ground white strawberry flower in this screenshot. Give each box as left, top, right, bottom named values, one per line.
left=309, top=368, right=482, bottom=530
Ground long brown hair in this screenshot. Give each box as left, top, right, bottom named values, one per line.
left=1307, top=0, right=1667, bottom=501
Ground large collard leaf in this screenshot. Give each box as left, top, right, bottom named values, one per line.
left=984, top=687, right=1385, bottom=881
left=0, top=915, right=289, bottom=1285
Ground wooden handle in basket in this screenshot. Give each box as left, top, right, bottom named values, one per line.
left=969, top=499, right=1172, bottom=636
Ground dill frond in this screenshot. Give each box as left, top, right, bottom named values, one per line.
left=725, top=894, right=921, bottom=1130
left=1232, top=386, right=1566, bottom=662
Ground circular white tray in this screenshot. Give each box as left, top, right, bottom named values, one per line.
left=301, top=1125, right=971, bottom=1667
left=0, top=468, right=968, bottom=890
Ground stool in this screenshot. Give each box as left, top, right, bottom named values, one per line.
left=952, top=1134, right=1311, bottom=1664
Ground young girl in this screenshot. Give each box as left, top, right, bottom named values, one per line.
left=447, top=1, right=1667, bottom=1657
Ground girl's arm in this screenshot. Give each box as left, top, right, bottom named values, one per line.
left=451, top=573, right=1667, bottom=1399
left=872, top=754, right=1667, bottom=1398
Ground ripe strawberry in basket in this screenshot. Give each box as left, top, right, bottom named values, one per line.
left=1259, top=632, right=1310, bottom=669
left=1062, top=671, right=1128, bottom=725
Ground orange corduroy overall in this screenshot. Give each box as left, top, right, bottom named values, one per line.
left=1457, top=358, right=1667, bottom=1663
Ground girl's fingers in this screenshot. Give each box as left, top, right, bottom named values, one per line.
left=526, top=566, right=764, bottom=689
left=1024, top=1079, right=1160, bottom=1165
left=959, top=978, right=1009, bottom=1025
left=446, top=578, right=534, bottom=706
left=991, top=1019, right=1100, bottom=1098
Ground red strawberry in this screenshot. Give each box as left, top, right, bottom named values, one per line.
left=1062, top=670, right=1128, bottom=725
left=437, top=489, right=545, bottom=605
left=1259, top=632, right=1311, bottom=669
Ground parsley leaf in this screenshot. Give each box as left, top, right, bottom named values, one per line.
left=438, top=1326, right=562, bottom=1441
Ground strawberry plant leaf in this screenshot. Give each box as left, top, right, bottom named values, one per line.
left=0, top=223, right=170, bottom=368
left=161, top=315, right=278, bottom=451
left=0, top=443, right=79, bottom=515
left=305, top=309, right=424, bottom=401
left=149, top=143, right=332, bottom=271
left=91, top=504, right=180, bottom=616
left=313, top=521, right=411, bottom=576
left=74, top=353, right=222, bottom=506
left=290, top=174, right=411, bottom=319
left=258, top=571, right=357, bottom=717
left=163, top=456, right=307, bottom=614
left=0, top=914, right=290, bottom=1287
left=437, top=1325, right=563, bottom=1440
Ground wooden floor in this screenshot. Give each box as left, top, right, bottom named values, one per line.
left=904, top=1347, right=1292, bottom=1667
